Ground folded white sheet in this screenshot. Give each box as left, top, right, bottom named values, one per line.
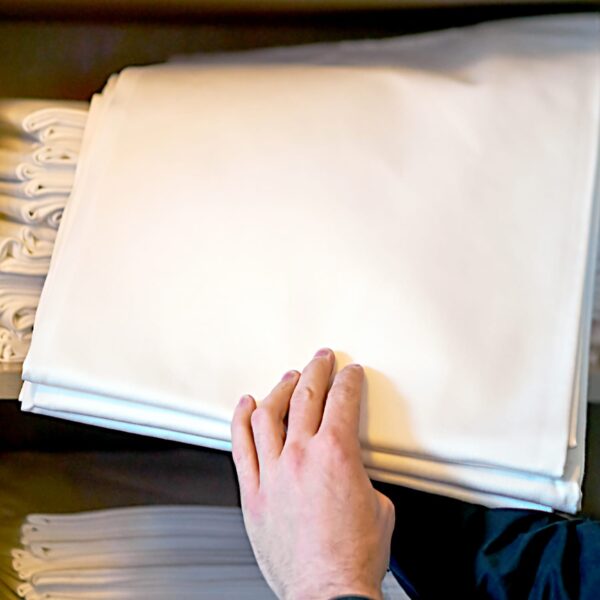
left=20, top=15, right=600, bottom=512
left=170, top=13, right=600, bottom=514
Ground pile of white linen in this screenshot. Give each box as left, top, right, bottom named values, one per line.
left=2, top=506, right=405, bottom=600
left=0, top=100, right=87, bottom=362
left=19, top=15, right=600, bottom=513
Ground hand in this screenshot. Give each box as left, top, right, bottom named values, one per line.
left=231, top=348, right=395, bottom=600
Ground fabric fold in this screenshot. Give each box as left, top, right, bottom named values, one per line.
left=0, top=100, right=87, bottom=137
left=0, top=195, right=65, bottom=229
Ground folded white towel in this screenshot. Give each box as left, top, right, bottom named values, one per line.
left=20, top=15, right=600, bottom=513
left=31, top=144, right=79, bottom=168
left=0, top=220, right=56, bottom=275
left=0, top=99, right=87, bottom=136
left=37, top=124, right=85, bottom=145
left=0, top=174, right=74, bottom=199
left=0, top=327, right=30, bottom=362
left=0, top=195, right=65, bottom=229
left=0, top=134, right=82, bottom=156
left=0, top=273, right=43, bottom=333
left=0, top=148, right=76, bottom=182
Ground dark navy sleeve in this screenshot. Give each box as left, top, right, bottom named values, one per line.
left=374, top=481, right=600, bottom=599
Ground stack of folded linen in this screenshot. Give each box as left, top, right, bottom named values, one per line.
left=0, top=100, right=87, bottom=362
left=19, top=15, right=600, bottom=513
left=2, top=506, right=404, bottom=600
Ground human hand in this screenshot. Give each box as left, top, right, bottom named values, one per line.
left=231, top=348, right=395, bottom=600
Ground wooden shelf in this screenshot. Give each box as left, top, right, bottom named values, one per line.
left=0, top=362, right=22, bottom=400
left=0, top=363, right=23, bottom=401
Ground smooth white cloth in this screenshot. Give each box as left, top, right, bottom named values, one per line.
left=20, top=15, right=600, bottom=512
left=182, top=15, right=600, bottom=377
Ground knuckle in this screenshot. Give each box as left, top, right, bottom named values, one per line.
left=385, top=496, right=396, bottom=517
left=332, top=378, right=354, bottom=398
left=379, top=494, right=396, bottom=520
left=298, top=384, right=318, bottom=403
left=320, top=429, right=349, bottom=460
left=250, top=407, right=270, bottom=430
left=283, top=441, right=306, bottom=470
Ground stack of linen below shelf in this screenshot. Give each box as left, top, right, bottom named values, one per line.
left=0, top=100, right=87, bottom=362
left=1, top=506, right=405, bottom=600
left=18, top=15, right=600, bottom=514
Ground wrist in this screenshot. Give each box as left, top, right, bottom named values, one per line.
left=287, top=583, right=382, bottom=600
left=325, top=581, right=382, bottom=600
left=330, top=596, right=381, bottom=600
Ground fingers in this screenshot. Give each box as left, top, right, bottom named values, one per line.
left=231, top=395, right=259, bottom=497
left=261, top=370, right=300, bottom=421
left=251, top=370, right=300, bottom=466
left=286, top=348, right=335, bottom=441
left=320, top=363, right=364, bottom=440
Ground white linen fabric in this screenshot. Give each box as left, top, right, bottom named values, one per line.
left=0, top=100, right=84, bottom=361
left=0, top=176, right=74, bottom=199
left=19, top=15, right=600, bottom=512
left=0, top=327, right=31, bottom=362
left=5, top=506, right=407, bottom=600
left=0, top=221, right=56, bottom=276
left=0, top=148, right=75, bottom=182
left=0, top=100, right=87, bottom=138
left=0, top=274, right=43, bottom=332
left=37, top=125, right=86, bottom=145
left=184, top=15, right=600, bottom=377
left=30, top=144, right=80, bottom=167
left=0, top=271, right=40, bottom=358
left=0, top=195, right=65, bottom=229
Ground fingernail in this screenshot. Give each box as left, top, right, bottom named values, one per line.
left=239, top=394, right=251, bottom=406
left=315, top=348, right=331, bottom=358
left=348, top=363, right=363, bottom=371
left=282, top=370, right=298, bottom=381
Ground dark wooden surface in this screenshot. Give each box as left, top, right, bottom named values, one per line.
left=0, top=402, right=598, bottom=520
